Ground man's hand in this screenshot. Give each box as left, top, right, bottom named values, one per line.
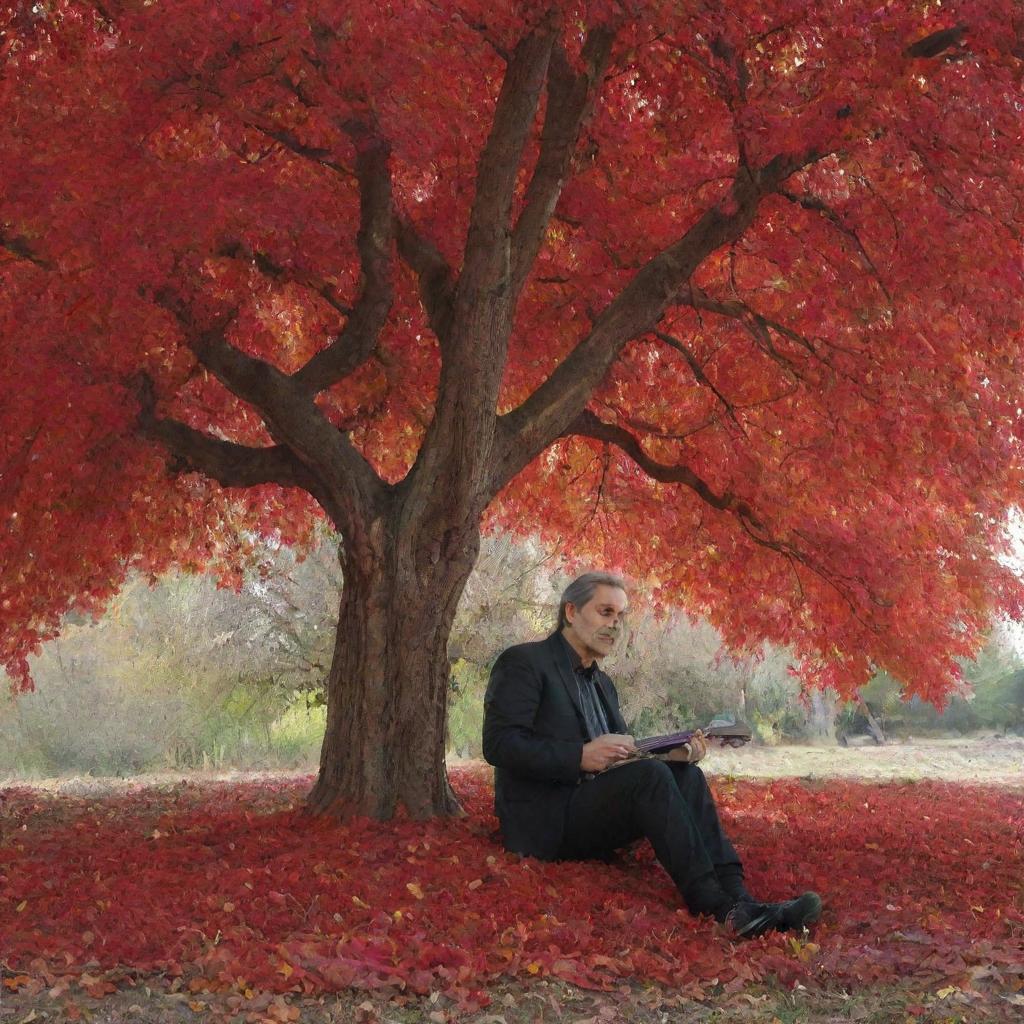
left=581, top=733, right=636, bottom=773
left=665, top=730, right=708, bottom=764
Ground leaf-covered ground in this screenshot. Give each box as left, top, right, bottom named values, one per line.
left=1, top=767, right=1022, bottom=1022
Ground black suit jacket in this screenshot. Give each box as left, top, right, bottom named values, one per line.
left=482, top=632, right=628, bottom=860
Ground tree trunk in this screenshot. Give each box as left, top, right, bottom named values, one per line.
left=808, top=688, right=839, bottom=743
left=307, top=507, right=481, bottom=819
left=856, top=694, right=887, bottom=745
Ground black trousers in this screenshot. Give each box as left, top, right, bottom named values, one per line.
left=558, top=759, right=746, bottom=916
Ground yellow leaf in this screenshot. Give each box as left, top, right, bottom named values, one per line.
left=352, top=895, right=369, bottom=908
left=467, top=879, right=483, bottom=890
left=936, top=986, right=958, bottom=999
left=16, top=900, right=27, bottom=913
left=526, top=962, right=541, bottom=975
left=277, top=963, right=293, bottom=979
left=188, top=1001, right=206, bottom=1012
left=223, top=902, right=235, bottom=913
left=406, top=882, right=424, bottom=900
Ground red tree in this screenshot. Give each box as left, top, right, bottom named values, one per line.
left=2, top=0, right=1022, bottom=817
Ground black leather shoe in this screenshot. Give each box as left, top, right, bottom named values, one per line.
left=725, top=891, right=822, bottom=939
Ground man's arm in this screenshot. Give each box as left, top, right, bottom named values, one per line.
left=482, top=649, right=583, bottom=784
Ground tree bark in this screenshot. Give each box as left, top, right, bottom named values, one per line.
left=306, top=504, right=482, bottom=819
left=856, top=694, right=887, bottom=745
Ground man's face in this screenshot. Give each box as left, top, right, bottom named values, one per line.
left=563, top=584, right=629, bottom=664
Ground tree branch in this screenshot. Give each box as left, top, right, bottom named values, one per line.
left=566, top=409, right=871, bottom=620
left=154, top=293, right=386, bottom=524
left=681, top=285, right=813, bottom=373
left=0, top=230, right=52, bottom=270
left=508, top=27, right=614, bottom=299
left=778, top=190, right=893, bottom=307
left=217, top=241, right=354, bottom=318
left=563, top=409, right=756, bottom=519
left=293, top=122, right=394, bottom=393
left=246, top=83, right=457, bottom=351
left=491, top=148, right=824, bottom=491
left=245, top=120, right=354, bottom=178
left=394, top=217, right=457, bottom=344
left=453, top=17, right=557, bottom=320
left=652, top=330, right=747, bottom=436
left=904, top=23, right=968, bottom=59
left=403, top=17, right=561, bottom=499
left=135, top=375, right=317, bottom=491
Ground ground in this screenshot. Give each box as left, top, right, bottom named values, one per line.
left=1, top=739, right=1022, bottom=1023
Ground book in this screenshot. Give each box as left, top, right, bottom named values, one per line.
left=592, top=720, right=754, bottom=774
left=634, top=720, right=753, bottom=755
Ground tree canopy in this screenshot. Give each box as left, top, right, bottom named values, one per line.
left=3, top=0, right=1023, bottom=705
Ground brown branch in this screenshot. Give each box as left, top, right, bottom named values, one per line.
left=153, top=293, right=385, bottom=523
left=294, top=122, right=394, bottom=393
left=217, top=241, right=354, bottom=318
left=568, top=409, right=872, bottom=622
left=652, top=330, right=747, bottom=436
left=135, top=374, right=315, bottom=491
left=491, top=146, right=826, bottom=491
left=563, top=409, right=755, bottom=519
left=679, top=286, right=821, bottom=376
left=453, top=17, right=556, bottom=320
left=246, top=121, right=353, bottom=178
left=904, top=24, right=968, bottom=59
left=508, top=27, right=614, bottom=299
left=248, top=81, right=457, bottom=353
left=778, top=190, right=894, bottom=307
left=394, top=217, right=456, bottom=345
left=406, top=17, right=560, bottom=495
left=0, top=231, right=53, bottom=270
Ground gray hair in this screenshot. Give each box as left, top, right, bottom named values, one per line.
left=557, top=571, right=628, bottom=630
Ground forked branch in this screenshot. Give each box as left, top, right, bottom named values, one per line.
left=564, top=409, right=757, bottom=520
left=135, top=374, right=318, bottom=492
left=509, top=27, right=614, bottom=299
left=778, top=190, right=893, bottom=307
left=565, top=409, right=872, bottom=619
left=153, top=292, right=386, bottom=524
left=294, top=123, right=394, bottom=393
left=491, top=147, right=826, bottom=492
left=455, top=18, right=557, bottom=315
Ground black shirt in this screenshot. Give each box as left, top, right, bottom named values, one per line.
left=558, top=633, right=612, bottom=741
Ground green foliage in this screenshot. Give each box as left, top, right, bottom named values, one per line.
left=269, top=696, right=329, bottom=764
left=0, top=543, right=338, bottom=776
left=447, top=659, right=488, bottom=759
left=840, top=624, right=1024, bottom=738
left=5, top=528, right=1020, bottom=779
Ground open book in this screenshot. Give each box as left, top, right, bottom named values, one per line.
left=635, top=720, right=753, bottom=754
left=594, top=720, right=753, bottom=773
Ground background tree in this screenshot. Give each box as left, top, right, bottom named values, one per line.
left=2, top=0, right=1023, bottom=817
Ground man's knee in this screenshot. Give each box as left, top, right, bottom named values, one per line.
left=623, top=758, right=676, bottom=796
left=668, top=761, right=710, bottom=793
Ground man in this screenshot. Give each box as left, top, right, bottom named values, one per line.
left=482, top=571, right=821, bottom=938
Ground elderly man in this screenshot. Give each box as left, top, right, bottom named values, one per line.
left=482, top=571, right=821, bottom=938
